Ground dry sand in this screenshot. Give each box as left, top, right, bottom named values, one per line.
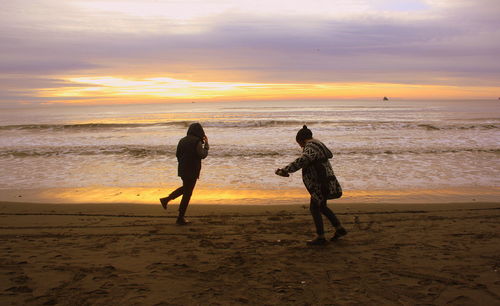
left=0, top=201, right=499, bottom=305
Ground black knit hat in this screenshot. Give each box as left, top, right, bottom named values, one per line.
left=296, top=125, right=313, bottom=142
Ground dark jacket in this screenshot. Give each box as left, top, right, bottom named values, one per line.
left=176, top=123, right=209, bottom=179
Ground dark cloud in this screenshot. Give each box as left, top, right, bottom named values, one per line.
left=0, top=60, right=99, bottom=75
left=0, top=76, right=95, bottom=90
left=0, top=76, right=104, bottom=107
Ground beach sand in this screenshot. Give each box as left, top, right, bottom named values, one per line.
left=0, top=201, right=499, bottom=305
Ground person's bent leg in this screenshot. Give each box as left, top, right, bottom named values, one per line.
left=168, top=186, right=184, bottom=200
left=319, top=201, right=341, bottom=229
left=177, top=177, right=197, bottom=224
left=319, top=200, right=348, bottom=241
left=160, top=185, right=183, bottom=209
left=308, top=197, right=327, bottom=245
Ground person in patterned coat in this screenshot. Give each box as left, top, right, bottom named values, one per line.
left=275, top=125, right=347, bottom=245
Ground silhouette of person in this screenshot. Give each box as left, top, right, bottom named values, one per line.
left=275, top=125, right=347, bottom=245
left=160, top=122, right=209, bottom=225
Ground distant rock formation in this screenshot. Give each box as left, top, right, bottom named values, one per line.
left=383, top=96, right=389, bottom=101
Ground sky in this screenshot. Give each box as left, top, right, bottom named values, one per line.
left=1, top=0, right=499, bottom=106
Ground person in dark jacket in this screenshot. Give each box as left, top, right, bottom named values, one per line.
left=275, top=125, right=347, bottom=245
left=160, top=123, right=209, bottom=225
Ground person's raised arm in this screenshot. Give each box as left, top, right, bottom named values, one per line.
left=196, top=136, right=209, bottom=159
left=276, top=144, right=316, bottom=176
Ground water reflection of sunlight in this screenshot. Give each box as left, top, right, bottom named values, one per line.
left=38, top=187, right=309, bottom=205
left=28, top=186, right=500, bottom=204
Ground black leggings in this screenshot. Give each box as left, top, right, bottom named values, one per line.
left=168, top=177, right=197, bottom=217
left=310, top=197, right=341, bottom=236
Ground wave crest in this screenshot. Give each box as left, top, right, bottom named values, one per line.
left=1, top=145, right=498, bottom=158
left=1, top=120, right=499, bottom=131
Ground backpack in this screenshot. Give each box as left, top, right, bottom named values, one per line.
left=310, top=141, right=343, bottom=199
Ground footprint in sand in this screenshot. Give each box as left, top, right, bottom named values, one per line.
left=379, top=272, right=392, bottom=280
left=10, top=275, right=30, bottom=284
left=199, top=239, right=213, bottom=248
left=447, top=295, right=473, bottom=304
left=267, top=216, right=282, bottom=221
left=72, top=271, right=87, bottom=282
left=417, top=279, right=433, bottom=286
left=5, top=286, right=32, bottom=293
left=428, top=286, right=441, bottom=293
left=146, top=262, right=169, bottom=273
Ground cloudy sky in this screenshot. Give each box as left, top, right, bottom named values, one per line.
left=1, top=0, right=499, bottom=106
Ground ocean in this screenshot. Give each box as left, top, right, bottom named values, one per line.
left=0, top=100, right=499, bottom=204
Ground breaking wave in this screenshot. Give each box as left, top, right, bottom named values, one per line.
left=1, top=145, right=498, bottom=158
left=1, top=121, right=499, bottom=131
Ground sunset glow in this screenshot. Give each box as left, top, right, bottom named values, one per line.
left=1, top=0, right=499, bottom=106
left=32, top=76, right=500, bottom=104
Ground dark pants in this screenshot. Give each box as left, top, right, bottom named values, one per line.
left=168, top=177, right=197, bottom=218
left=310, top=197, right=341, bottom=236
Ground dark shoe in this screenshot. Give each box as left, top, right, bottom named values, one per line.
left=331, top=227, right=347, bottom=241
left=176, top=217, right=191, bottom=225
left=160, top=197, right=170, bottom=210
left=306, top=237, right=327, bottom=246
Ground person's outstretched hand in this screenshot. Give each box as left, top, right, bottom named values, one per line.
left=275, top=168, right=290, bottom=177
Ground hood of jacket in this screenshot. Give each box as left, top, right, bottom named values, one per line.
left=187, top=122, right=205, bottom=139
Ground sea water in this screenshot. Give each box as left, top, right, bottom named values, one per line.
left=0, top=100, right=499, bottom=204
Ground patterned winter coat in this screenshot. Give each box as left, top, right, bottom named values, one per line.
left=283, top=139, right=337, bottom=202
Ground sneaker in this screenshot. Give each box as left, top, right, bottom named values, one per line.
left=160, top=197, right=170, bottom=210
left=306, top=237, right=327, bottom=246
left=176, top=217, right=191, bottom=225
left=330, top=227, right=347, bottom=241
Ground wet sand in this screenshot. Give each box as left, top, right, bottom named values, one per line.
left=0, top=202, right=499, bottom=305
